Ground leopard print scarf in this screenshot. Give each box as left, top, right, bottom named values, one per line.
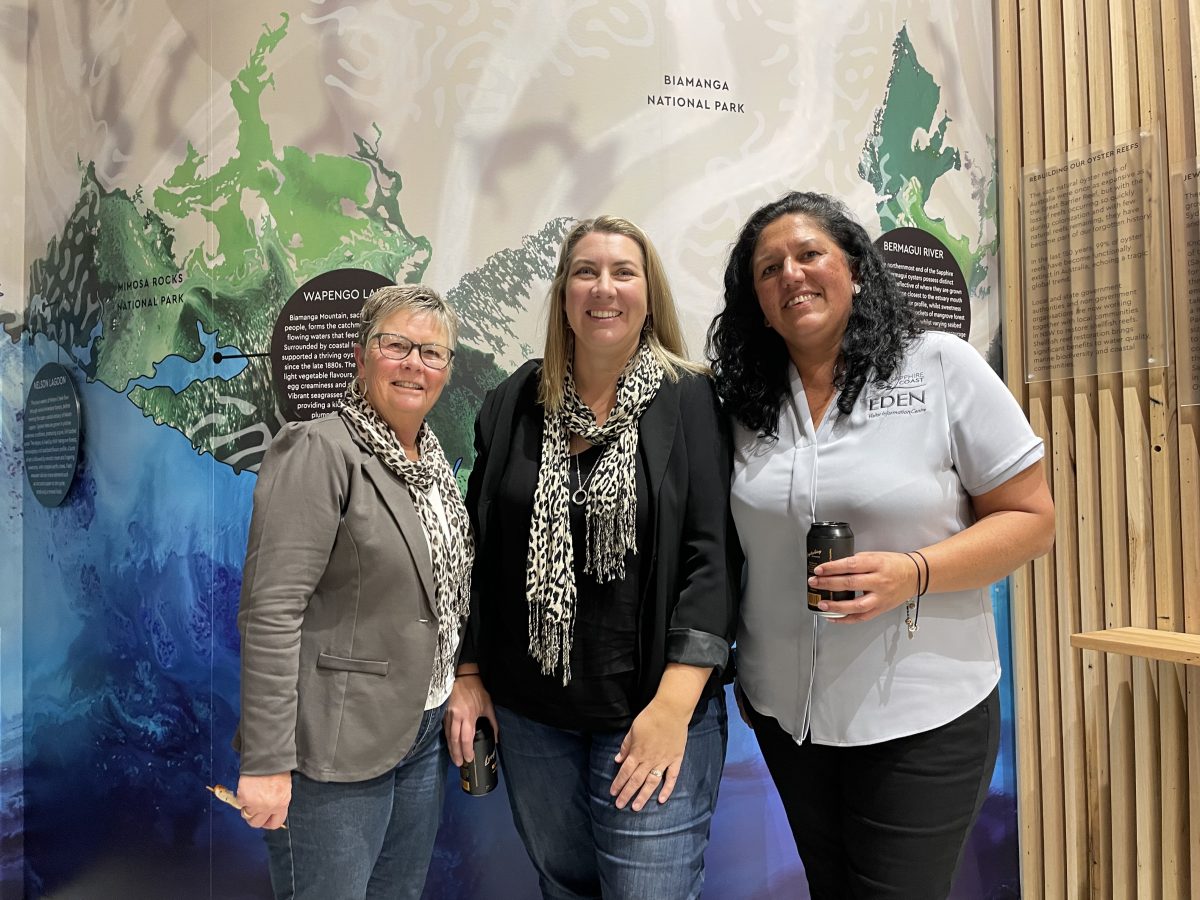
left=526, top=345, right=664, bottom=684
left=339, top=379, right=474, bottom=696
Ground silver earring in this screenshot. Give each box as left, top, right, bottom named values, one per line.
left=853, top=283, right=862, bottom=296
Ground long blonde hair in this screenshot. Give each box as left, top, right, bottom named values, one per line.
left=538, top=215, right=705, bottom=412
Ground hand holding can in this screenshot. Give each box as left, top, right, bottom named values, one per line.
left=807, top=522, right=854, bottom=618
left=460, top=718, right=498, bottom=796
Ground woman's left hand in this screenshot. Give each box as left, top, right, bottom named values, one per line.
left=808, top=551, right=922, bottom=622
left=609, top=699, right=690, bottom=811
left=444, top=671, right=498, bottom=767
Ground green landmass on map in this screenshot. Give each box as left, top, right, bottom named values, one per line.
left=26, top=18, right=996, bottom=475
left=26, top=13, right=569, bottom=474
left=859, top=25, right=997, bottom=296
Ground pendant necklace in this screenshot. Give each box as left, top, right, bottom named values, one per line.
left=571, top=449, right=598, bottom=506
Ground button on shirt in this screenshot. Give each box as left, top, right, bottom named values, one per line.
left=732, top=332, right=1044, bottom=746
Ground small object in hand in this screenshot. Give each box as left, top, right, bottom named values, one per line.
left=649, top=768, right=663, bottom=779
left=208, top=783, right=242, bottom=809
left=806, top=521, right=854, bottom=618
left=208, top=784, right=287, bottom=828
left=460, top=719, right=498, bottom=796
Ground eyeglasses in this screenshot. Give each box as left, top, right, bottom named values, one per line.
left=372, top=333, right=455, bottom=369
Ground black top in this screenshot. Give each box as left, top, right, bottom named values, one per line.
left=463, top=361, right=740, bottom=734
left=487, top=441, right=648, bottom=730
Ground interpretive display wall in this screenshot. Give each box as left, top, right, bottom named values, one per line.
left=9, top=2, right=1008, bottom=897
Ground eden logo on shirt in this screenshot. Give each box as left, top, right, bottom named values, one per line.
left=867, top=375, right=929, bottom=418
left=868, top=390, right=926, bottom=411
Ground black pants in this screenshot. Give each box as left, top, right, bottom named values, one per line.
left=746, top=687, right=1000, bottom=900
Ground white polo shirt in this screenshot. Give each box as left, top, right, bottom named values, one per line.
left=732, top=332, right=1043, bottom=746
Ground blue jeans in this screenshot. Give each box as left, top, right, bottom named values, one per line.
left=497, top=695, right=728, bottom=900
left=263, top=702, right=448, bottom=900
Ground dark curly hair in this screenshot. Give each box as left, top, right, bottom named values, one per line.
left=705, top=191, right=921, bottom=439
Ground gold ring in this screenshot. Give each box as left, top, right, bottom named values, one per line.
left=649, top=769, right=663, bottom=778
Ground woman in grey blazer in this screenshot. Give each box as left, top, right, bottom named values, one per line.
left=233, top=284, right=488, bottom=900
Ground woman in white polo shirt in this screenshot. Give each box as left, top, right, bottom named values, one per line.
left=705, top=191, right=1054, bottom=899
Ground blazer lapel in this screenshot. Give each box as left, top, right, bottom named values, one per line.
left=361, top=454, right=438, bottom=606
left=638, top=377, right=679, bottom=499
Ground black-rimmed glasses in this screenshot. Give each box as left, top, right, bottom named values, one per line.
left=372, top=333, right=455, bottom=369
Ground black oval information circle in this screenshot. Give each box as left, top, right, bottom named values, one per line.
left=270, top=269, right=394, bottom=421
left=24, top=362, right=82, bottom=508
left=875, top=226, right=971, bottom=340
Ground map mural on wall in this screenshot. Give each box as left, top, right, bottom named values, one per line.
left=9, top=2, right=1010, bottom=897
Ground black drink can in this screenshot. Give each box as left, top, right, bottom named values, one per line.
left=460, top=718, right=498, bottom=796
left=807, top=521, right=854, bottom=618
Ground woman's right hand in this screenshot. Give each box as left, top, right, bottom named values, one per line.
left=807, top=550, right=923, bottom=622
left=444, top=669, right=498, bottom=767
left=236, top=772, right=292, bottom=830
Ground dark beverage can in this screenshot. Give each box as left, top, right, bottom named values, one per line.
left=807, top=521, right=854, bottom=618
left=460, top=718, right=498, bottom=796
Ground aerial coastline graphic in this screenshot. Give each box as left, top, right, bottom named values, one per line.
left=7, top=10, right=1010, bottom=898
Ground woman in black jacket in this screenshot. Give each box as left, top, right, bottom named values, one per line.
left=446, top=216, right=738, bottom=900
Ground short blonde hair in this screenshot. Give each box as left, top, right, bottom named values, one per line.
left=357, top=284, right=459, bottom=351
left=539, top=216, right=705, bottom=412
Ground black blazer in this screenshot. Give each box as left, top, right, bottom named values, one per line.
left=464, top=361, right=739, bottom=709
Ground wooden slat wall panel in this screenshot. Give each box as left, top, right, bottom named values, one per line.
left=1182, top=3, right=1200, bottom=895
left=1096, top=5, right=1144, bottom=895
left=1016, top=1, right=1064, bottom=895
left=1061, top=0, right=1113, bottom=891
left=1081, top=1, right=1141, bottom=893
left=1079, top=6, right=1122, bottom=896
left=1139, top=0, right=1190, bottom=893
left=996, top=0, right=1198, bottom=894
left=1109, top=3, right=1164, bottom=896
left=995, top=7, right=1045, bottom=897
left=1037, top=0, right=1090, bottom=891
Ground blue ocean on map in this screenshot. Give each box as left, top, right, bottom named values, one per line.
left=0, top=333, right=24, bottom=893
left=19, top=332, right=267, bottom=896
left=12, top=333, right=542, bottom=898
left=8, top=325, right=1017, bottom=898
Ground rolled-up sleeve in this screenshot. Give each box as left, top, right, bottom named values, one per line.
left=665, top=375, right=740, bottom=672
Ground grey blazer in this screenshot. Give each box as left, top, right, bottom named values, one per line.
left=234, top=416, right=444, bottom=783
